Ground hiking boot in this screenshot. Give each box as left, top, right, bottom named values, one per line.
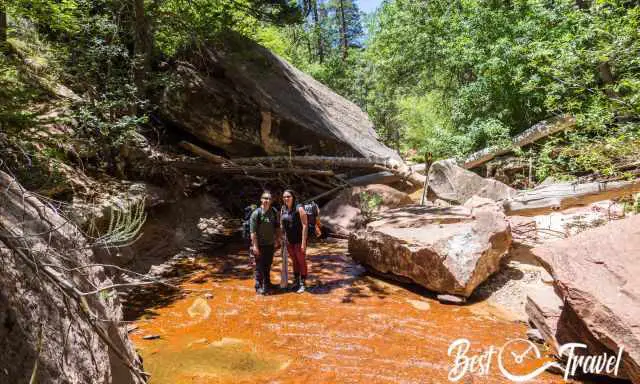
left=264, top=282, right=277, bottom=292
left=296, top=277, right=306, bottom=294
left=292, top=273, right=300, bottom=291
left=265, top=276, right=277, bottom=292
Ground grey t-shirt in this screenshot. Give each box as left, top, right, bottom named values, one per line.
left=249, top=207, right=279, bottom=245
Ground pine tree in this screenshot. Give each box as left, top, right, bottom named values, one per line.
left=312, top=0, right=324, bottom=63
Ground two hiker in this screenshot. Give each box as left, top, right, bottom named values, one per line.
left=248, top=189, right=320, bottom=295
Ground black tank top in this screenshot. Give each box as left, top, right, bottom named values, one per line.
left=281, top=204, right=302, bottom=244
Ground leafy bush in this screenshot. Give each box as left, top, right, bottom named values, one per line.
left=359, top=191, right=383, bottom=223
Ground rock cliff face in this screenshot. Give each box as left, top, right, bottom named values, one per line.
left=160, top=32, right=400, bottom=161
left=0, top=171, right=143, bottom=384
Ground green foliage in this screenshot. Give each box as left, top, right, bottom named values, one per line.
left=267, top=0, right=640, bottom=181
left=92, top=197, right=147, bottom=248
left=359, top=191, right=382, bottom=222
left=360, top=0, right=640, bottom=168
left=4, top=0, right=640, bottom=187
left=257, top=0, right=366, bottom=103
left=153, top=0, right=302, bottom=56
left=534, top=124, right=640, bottom=181
left=0, top=56, right=38, bottom=130
left=8, top=0, right=79, bottom=35
left=3, top=0, right=304, bottom=176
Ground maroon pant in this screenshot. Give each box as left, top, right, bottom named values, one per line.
left=286, top=243, right=307, bottom=277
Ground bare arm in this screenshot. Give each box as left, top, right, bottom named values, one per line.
left=275, top=210, right=282, bottom=248
left=299, top=206, right=308, bottom=251
left=250, top=232, right=259, bottom=255
left=250, top=211, right=260, bottom=255
left=315, top=206, right=322, bottom=236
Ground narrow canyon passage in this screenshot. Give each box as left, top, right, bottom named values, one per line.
left=128, top=241, right=573, bottom=384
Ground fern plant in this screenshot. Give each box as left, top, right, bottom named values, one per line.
left=93, top=197, right=147, bottom=248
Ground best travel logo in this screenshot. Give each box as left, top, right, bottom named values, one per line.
left=447, top=338, right=624, bottom=382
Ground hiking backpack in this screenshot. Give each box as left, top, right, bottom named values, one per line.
left=302, top=201, right=320, bottom=238
left=241, top=204, right=278, bottom=240
left=242, top=204, right=257, bottom=240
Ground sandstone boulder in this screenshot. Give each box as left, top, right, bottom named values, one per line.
left=348, top=196, right=512, bottom=297
left=160, top=32, right=400, bottom=161
left=526, top=284, right=629, bottom=380
left=428, top=159, right=516, bottom=204
left=322, top=184, right=412, bottom=236
left=0, top=171, right=143, bottom=383
left=533, top=215, right=640, bottom=383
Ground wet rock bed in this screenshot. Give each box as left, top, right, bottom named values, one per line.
left=123, top=241, right=577, bottom=384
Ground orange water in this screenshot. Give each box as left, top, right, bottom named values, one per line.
left=129, top=241, right=572, bottom=384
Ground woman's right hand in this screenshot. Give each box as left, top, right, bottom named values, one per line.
left=251, top=245, right=260, bottom=256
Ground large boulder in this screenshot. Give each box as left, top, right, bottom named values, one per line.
left=525, top=285, right=629, bottom=381
left=160, top=32, right=400, bottom=161
left=428, top=159, right=516, bottom=204
left=322, top=184, right=412, bottom=236
left=0, top=171, right=143, bottom=383
left=348, top=196, right=512, bottom=297
left=532, top=215, right=640, bottom=383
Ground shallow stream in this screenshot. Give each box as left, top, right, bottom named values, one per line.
left=129, top=241, right=574, bottom=384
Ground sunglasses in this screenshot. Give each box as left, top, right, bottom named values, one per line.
left=283, top=195, right=292, bottom=199
left=261, top=196, right=271, bottom=200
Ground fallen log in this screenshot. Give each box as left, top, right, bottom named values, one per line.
left=168, top=160, right=335, bottom=177
left=504, top=178, right=640, bottom=215
left=178, top=141, right=426, bottom=187
left=305, top=184, right=347, bottom=203
left=178, top=141, right=231, bottom=164
left=463, top=116, right=575, bottom=169
left=230, top=154, right=427, bottom=186
left=230, top=155, right=401, bottom=169
left=397, top=165, right=427, bottom=187
left=305, top=176, right=335, bottom=189
left=346, top=171, right=400, bottom=186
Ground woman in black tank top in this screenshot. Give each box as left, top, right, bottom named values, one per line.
left=281, top=189, right=309, bottom=293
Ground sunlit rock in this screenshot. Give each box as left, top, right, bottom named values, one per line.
left=348, top=196, right=511, bottom=297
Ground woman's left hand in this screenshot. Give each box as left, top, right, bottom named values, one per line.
left=301, top=244, right=307, bottom=254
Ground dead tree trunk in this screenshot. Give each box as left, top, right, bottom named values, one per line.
left=132, top=0, right=152, bottom=104
left=464, top=116, right=575, bottom=169
left=338, top=0, right=348, bottom=60
left=1, top=7, right=7, bottom=54
left=179, top=141, right=230, bottom=164
left=312, top=0, right=324, bottom=63
left=503, top=179, right=640, bottom=215
left=178, top=141, right=427, bottom=187
left=346, top=171, right=399, bottom=186
left=230, top=154, right=397, bottom=169
left=168, top=160, right=335, bottom=177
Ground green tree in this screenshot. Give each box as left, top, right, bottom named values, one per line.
left=363, top=0, right=640, bottom=165
left=0, top=5, right=6, bottom=54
